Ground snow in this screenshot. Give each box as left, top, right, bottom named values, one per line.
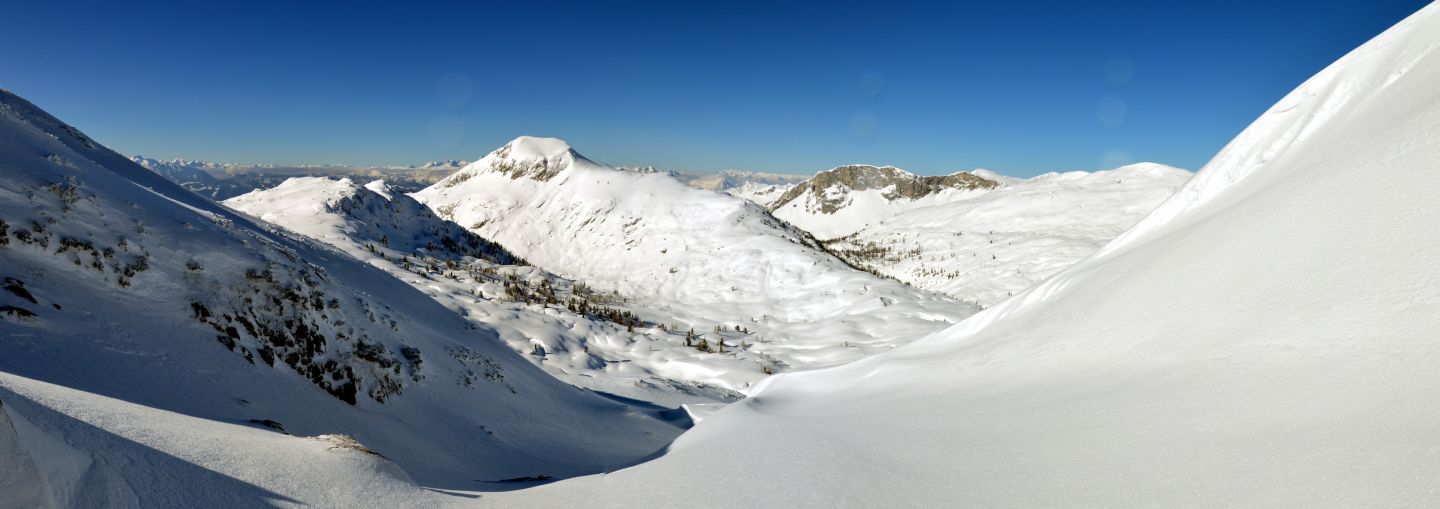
left=495, top=3, right=1440, bottom=506
left=822, top=162, right=1191, bottom=306
left=412, top=137, right=974, bottom=388
left=679, top=170, right=808, bottom=205
left=5, top=1, right=1438, bottom=504
left=503, top=135, right=576, bottom=161
left=769, top=168, right=982, bottom=240
left=226, top=176, right=751, bottom=406
left=722, top=180, right=794, bottom=204
left=0, top=89, right=682, bottom=503
left=0, top=372, right=461, bottom=507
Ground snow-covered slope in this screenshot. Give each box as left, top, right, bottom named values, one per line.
left=769, top=164, right=1000, bottom=239
left=822, top=163, right=1191, bottom=305
left=504, top=3, right=1440, bottom=506
left=0, top=90, right=683, bottom=504
left=224, top=177, right=519, bottom=265
left=412, top=137, right=972, bottom=377
left=226, top=177, right=751, bottom=406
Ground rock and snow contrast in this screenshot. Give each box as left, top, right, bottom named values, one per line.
left=225, top=176, right=748, bottom=406
left=411, top=136, right=974, bottom=380
left=0, top=90, right=684, bottom=503
left=768, top=164, right=1002, bottom=239
left=493, top=3, right=1440, bottom=505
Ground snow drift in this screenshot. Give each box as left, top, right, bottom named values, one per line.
left=500, top=3, right=1440, bottom=506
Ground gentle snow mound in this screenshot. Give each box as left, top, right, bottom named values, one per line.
left=500, top=4, right=1440, bottom=506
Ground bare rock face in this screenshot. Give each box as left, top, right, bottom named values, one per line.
left=439, top=136, right=584, bottom=186
left=769, top=165, right=997, bottom=213
left=485, top=141, right=572, bottom=182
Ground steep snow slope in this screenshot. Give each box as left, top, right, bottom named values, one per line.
left=226, top=177, right=752, bottom=405
left=504, top=3, right=1440, bottom=506
left=769, top=164, right=999, bottom=239
left=413, top=137, right=972, bottom=377
left=0, top=90, right=682, bottom=504
left=822, top=163, right=1191, bottom=305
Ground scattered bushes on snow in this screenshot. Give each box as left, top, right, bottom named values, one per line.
left=3, top=278, right=37, bottom=304
left=0, top=305, right=36, bottom=320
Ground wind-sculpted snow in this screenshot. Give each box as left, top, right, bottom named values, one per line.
left=501, top=3, right=1440, bottom=506
left=413, top=137, right=974, bottom=384
left=0, top=90, right=683, bottom=504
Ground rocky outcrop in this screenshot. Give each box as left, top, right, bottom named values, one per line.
left=769, top=165, right=997, bottom=213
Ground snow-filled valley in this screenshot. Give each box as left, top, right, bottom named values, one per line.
left=5, top=1, right=1440, bottom=506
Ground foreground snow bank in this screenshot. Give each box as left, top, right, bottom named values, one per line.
left=0, top=373, right=462, bottom=508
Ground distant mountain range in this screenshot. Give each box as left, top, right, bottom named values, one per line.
left=127, top=156, right=469, bottom=200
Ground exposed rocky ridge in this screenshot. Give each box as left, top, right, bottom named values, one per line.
left=770, top=164, right=998, bottom=213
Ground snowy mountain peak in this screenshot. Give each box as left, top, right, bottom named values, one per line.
left=502, top=135, right=576, bottom=160
left=363, top=178, right=396, bottom=199
left=441, top=136, right=594, bottom=184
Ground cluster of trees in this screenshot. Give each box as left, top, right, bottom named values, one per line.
left=566, top=296, right=644, bottom=330
left=487, top=273, right=646, bottom=331
left=502, top=275, right=557, bottom=305
left=682, top=325, right=756, bottom=354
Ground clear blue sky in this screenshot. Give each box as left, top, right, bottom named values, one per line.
left=1, top=1, right=1429, bottom=176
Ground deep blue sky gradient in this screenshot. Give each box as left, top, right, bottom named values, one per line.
left=1, top=1, right=1429, bottom=175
